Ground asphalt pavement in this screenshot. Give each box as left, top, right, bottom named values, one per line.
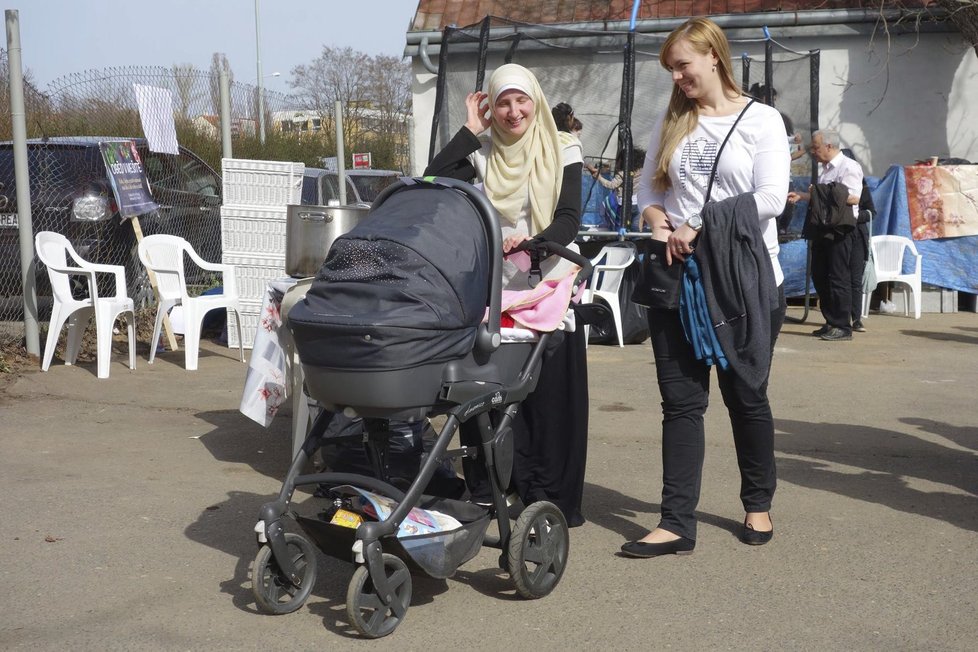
left=1, top=306, right=976, bottom=651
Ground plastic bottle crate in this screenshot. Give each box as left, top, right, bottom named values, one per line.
left=223, top=253, right=287, bottom=303
left=222, top=158, right=303, bottom=208
left=226, top=298, right=265, bottom=349
left=220, top=206, right=287, bottom=257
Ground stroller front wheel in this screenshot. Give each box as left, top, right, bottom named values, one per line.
left=346, top=553, right=412, bottom=638
left=252, top=533, right=318, bottom=614
left=508, top=500, right=569, bottom=599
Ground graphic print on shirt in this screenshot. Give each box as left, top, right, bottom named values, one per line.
left=679, top=136, right=718, bottom=192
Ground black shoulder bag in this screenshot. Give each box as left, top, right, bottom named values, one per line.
left=631, top=100, right=755, bottom=310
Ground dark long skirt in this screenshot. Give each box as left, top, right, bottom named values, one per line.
left=511, top=327, right=590, bottom=527
left=459, top=327, right=590, bottom=527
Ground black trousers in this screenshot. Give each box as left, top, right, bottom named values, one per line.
left=812, top=227, right=859, bottom=331
left=646, top=286, right=786, bottom=541
left=849, top=222, right=870, bottom=322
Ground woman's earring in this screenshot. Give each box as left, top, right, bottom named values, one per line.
left=712, top=64, right=717, bottom=73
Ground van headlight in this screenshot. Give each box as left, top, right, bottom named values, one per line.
left=72, top=194, right=110, bottom=221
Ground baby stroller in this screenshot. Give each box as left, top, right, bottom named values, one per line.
left=250, top=177, right=593, bottom=638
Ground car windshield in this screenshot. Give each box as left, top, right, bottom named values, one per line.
left=349, top=174, right=398, bottom=203
left=17, top=147, right=107, bottom=197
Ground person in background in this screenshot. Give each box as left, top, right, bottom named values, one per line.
left=572, top=117, right=584, bottom=138
left=552, top=101, right=576, bottom=133
left=424, top=64, right=589, bottom=527
left=585, top=148, right=646, bottom=231
left=788, top=129, right=864, bottom=340
left=624, top=17, right=789, bottom=558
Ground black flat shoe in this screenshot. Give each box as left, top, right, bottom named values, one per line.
left=740, top=519, right=774, bottom=546
left=620, top=536, right=695, bottom=558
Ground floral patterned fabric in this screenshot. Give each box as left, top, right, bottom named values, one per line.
left=239, top=278, right=298, bottom=427
left=905, top=165, right=978, bottom=241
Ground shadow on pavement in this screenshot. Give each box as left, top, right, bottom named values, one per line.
left=194, top=409, right=293, bottom=481
left=899, top=328, right=978, bottom=345
left=776, top=417, right=978, bottom=532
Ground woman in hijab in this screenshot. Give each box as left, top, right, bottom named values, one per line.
left=424, top=63, right=588, bottom=526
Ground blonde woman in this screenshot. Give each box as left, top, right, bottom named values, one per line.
left=622, top=18, right=790, bottom=557
left=424, top=64, right=588, bottom=527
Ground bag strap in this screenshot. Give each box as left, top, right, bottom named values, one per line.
left=704, top=99, right=755, bottom=204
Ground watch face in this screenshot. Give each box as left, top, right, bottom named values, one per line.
left=689, top=213, right=702, bottom=229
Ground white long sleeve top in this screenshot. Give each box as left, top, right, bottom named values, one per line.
left=818, top=151, right=864, bottom=219
left=636, top=101, right=791, bottom=285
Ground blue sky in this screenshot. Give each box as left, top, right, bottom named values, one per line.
left=15, top=1, right=419, bottom=92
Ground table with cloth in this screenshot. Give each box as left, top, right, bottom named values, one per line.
left=239, top=277, right=316, bottom=458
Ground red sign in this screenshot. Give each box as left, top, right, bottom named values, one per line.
left=352, top=152, right=372, bottom=169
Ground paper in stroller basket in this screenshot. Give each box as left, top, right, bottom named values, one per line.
left=332, top=485, right=463, bottom=537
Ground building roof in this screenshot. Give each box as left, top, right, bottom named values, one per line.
left=409, top=0, right=931, bottom=32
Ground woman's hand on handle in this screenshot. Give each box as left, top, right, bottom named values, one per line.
left=464, top=92, right=492, bottom=135
left=503, top=233, right=532, bottom=254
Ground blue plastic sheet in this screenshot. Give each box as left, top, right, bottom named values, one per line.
left=581, top=173, right=612, bottom=230
left=777, top=166, right=978, bottom=296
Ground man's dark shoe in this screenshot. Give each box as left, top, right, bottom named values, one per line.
left=811, top=324, right=830, bottom=336
left=852, top=320, right=866, bottom=333
left=819, top=327, right=852, bottom=341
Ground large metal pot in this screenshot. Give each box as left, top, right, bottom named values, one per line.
left=285, top=204, right=369, bottom=278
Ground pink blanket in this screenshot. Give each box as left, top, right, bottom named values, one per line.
left=499, top=268, right=581, bottom=332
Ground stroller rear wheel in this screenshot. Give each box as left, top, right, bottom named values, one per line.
left=346, top=553, right=412, bottom=638
left=252, top=533, right=318, bottom=615
left=508, top=500, right=568, bottom=599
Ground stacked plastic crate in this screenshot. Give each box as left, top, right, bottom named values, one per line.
left=220, top=158, right=304, bottom=348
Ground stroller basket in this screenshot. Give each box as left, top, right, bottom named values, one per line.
left=297, top=495, right=490, bottom=579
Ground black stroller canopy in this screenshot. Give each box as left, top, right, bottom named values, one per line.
left=290, top=183, right=491, bottom=370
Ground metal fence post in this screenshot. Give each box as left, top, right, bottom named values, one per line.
left=255, top=0, right=266, bottom=145
left=219, top=67, right=232, bottom=160
left=335, top=100, right=346, bottom=205
left=5, top=9, right=39, bottom=356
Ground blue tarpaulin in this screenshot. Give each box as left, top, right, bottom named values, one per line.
left=777, top=166, right=978, bottom=297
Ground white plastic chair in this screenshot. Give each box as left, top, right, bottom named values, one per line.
left=581, top=244, right=636, bottom=347
left=34, top=231, right=135, bottom=379
left=862, top=235, right=923, bottom=319
left=137, top=234, right=244, bottom=370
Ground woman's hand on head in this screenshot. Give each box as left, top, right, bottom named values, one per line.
left=464, top=92, right=492, bottom=135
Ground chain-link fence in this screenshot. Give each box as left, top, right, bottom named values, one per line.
left=1, top=60, right=411, bottom=337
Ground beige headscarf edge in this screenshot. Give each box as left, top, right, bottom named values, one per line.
left=484, top=64, right=563, bottom=235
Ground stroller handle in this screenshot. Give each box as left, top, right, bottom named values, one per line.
left=373, top=176, right=504, bottom=354
left=510, top=238, right=594, bottom=289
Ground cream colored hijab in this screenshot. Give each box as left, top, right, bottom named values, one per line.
left=484, top=64, right=565, bottom=235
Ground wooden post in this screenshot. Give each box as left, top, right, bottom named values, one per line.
left=131, top=218, right=179, bottom=352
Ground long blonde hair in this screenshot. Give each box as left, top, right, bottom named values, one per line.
left=653, top=17, right=741, bottom=192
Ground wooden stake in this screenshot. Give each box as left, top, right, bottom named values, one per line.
left=131, top=218, right=179, bottom=352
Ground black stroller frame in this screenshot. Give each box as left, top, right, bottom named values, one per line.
left=251, top=177, right=593, bottom=638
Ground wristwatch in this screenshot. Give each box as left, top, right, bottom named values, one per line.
left=687, top=213, right=703, bottom=231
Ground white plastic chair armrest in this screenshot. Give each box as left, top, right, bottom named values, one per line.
left=43, top=262, right=89, bottom=277
left=184, top=246, right=220, bottom=270
left=82, top=262, right=128, bottom=297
